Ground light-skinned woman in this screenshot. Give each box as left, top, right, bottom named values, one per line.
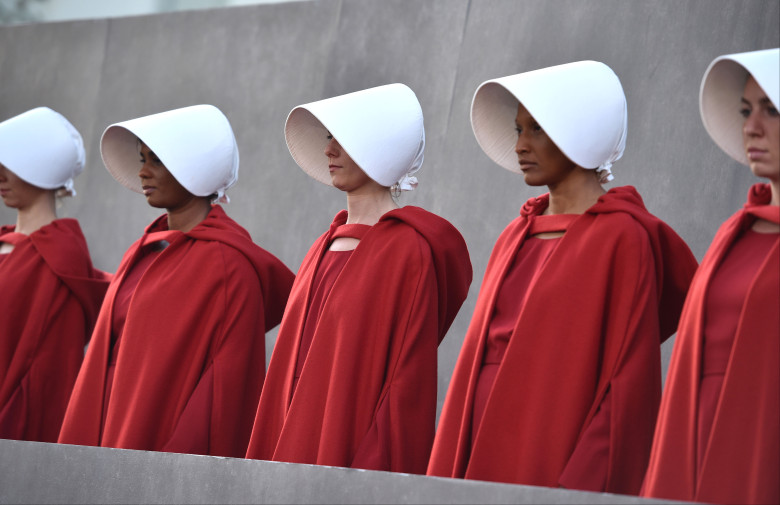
left=642, top=47, right=779, bottom=505
left=58, top=104, right=294, bottom=457
left=427, top=61, right=698, bottom=494
left=0, top=107, right=109, bottom=443
left=246, top=84, right=472, bottom=474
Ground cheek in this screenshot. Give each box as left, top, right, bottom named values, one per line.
left=769, top=120, right=780, bottom=151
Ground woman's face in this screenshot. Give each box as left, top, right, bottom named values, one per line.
left=742, top=76, right=780, bottom=181
left=138, top=143, right=197, bottom=211
left=323, top=134, right=385, bottom=194
left=0, top=162, right=48, bottom=210
left=514, top=103, right=578, bottom=187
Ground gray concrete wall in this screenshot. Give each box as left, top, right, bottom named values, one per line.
left=0, top=0, right=778, bottom=435
left=0, top=439, right=687, bottom=504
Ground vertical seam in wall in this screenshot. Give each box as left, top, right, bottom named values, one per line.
left=443, top=0, right=471, bottom=134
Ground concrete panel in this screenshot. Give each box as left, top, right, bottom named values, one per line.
left=0, top=439, right=686, bottom=504
left=0, top=0, right=778, bottom=431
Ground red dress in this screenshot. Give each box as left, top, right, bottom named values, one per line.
left=642, top=184, right=779, bottom=504
left=472, top=227, right=564, bottom=445
left=427, top=186, right=698, bottom=495
left=58, top=206, right=294, bottom=457
left=0, top=220, right=109, bottom=442
left=246, top=207, right=472, bottom=475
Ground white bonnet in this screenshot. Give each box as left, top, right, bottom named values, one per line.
left=101, top=104, right=239, bottom=202
left=284, top=83, right=425, bottom=191
left=700, top=48, right=779, bottom=165
left=470, top=61, right=627, bottom=182
left=0, top=107, right=85, bottom=196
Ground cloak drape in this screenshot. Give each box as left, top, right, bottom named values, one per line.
left=427, top=186, right=697, bottom=494
left=58, top=206, right=294, bottom=457
left=642, top=183, right=779, bottom=504
left=246, top=206, right=472, bottom=474
left=0, top=219, right=109, bottom=442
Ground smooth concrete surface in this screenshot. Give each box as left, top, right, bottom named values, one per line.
left=0, top=439, right=687, bottom=504
left=0, top=0, right=778, bottom=431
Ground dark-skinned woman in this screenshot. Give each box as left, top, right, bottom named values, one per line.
left=427, top=61, right=697, bottom=494
left=58, top=105, right=294, bottom=457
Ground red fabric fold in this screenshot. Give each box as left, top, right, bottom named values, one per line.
left=427, top=186, right=697, bottom=495
left=58, top=205, right=294, bottom=457
left=0, top=219, right=109, bottom=442
left=642, top=183, right=779, bottom=504
left=246, top=206, right=472, bottom=475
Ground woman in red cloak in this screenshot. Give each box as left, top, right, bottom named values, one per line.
left=427, top=61, right=697, bottom=494
left=642, top=48, right=779, bottom=505
left=245, top=83, right=472, bottom=474
left=0, top=107, right=109, bottom=442
left=58, top=105, right=294, bottom=457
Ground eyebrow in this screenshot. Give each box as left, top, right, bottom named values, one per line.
left=741, top=96, right=772, bottom=106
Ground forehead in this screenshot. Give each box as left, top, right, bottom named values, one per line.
left=515, top=101, right=536, bottom=122
left=743, top=76, right=769, bottom=101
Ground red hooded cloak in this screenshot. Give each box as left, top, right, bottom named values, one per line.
left=245, top=206, right=472, bottom=474
left=0, top=219, right=109, bottom=442
left=58, top=206, right=294, bottom=457
left=427, top=186, right=697, bottom=494
left=642, top=184, right=779, bottom=504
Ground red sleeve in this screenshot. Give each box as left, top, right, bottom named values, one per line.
left=208, top=255, right=266, bottom=457
left=349, top=240, right=440, bottom=475
left=558, top=388, right=612, bottom=490
left=560, top=221, right=662, bottom=495
left=160, top=245, right=266, bottom=458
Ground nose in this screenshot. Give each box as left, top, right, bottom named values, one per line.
left=324, top=137, right=340, bottom=159
left=515, top=132, right=529, bottom=155
left=743, top=110, right=763, bottom=138
left=138, top=159, right=153, bottom=180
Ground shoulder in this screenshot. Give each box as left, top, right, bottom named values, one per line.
left=30, top=218, right=92, bottom=263
left=36, top=218, right=88, bottom=241
left=587, top=211, right=653, bottom=252
left=383, top=206, right=466, bottom=245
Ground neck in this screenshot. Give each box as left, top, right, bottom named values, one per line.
left=545, top=169, right=606, bottom=215
left=345, top=188, right=398, bottom=226
left=15, top=192, right=57, bottom=235
left=166, top=197, right=212, bottom=232
left=770, top=179, right=779, bottom=207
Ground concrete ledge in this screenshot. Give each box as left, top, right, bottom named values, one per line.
left=0, top=439, right=686, bottom=504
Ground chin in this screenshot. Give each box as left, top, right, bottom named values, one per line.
left=750, top=163, right=780, bottom=181
left=145, top=198, right=166, bottom=209
left=521, top=174, right=547, bottom=187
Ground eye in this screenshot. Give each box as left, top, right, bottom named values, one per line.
left=139, top=155, right=146, bottom=164
left=326, top=134, right=333, bottom=140
left=739, top=107, right=751, bottom=119
left=514, top=126, right=522, bottom=135
left=766, top=105, right=779, bottom=118
left=532, top=122, right=542, bottom=132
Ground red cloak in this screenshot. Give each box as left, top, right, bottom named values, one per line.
left=245, top=206, right=472, bottom=474
left=58, top=205, right=294, bottom=457
left=642, top=183, right=779, bottom=504
left=0, top=219, right=109, bottom=442
left=427, top=186, right=697, bottom=495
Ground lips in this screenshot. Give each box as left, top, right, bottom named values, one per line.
left=328, top=164, right=341, bottom=173
left=142, top=185, right=156, bottom=196
left=746, top=147, right=767, bottom=161
left=518, top=160, right=536, bottom=171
